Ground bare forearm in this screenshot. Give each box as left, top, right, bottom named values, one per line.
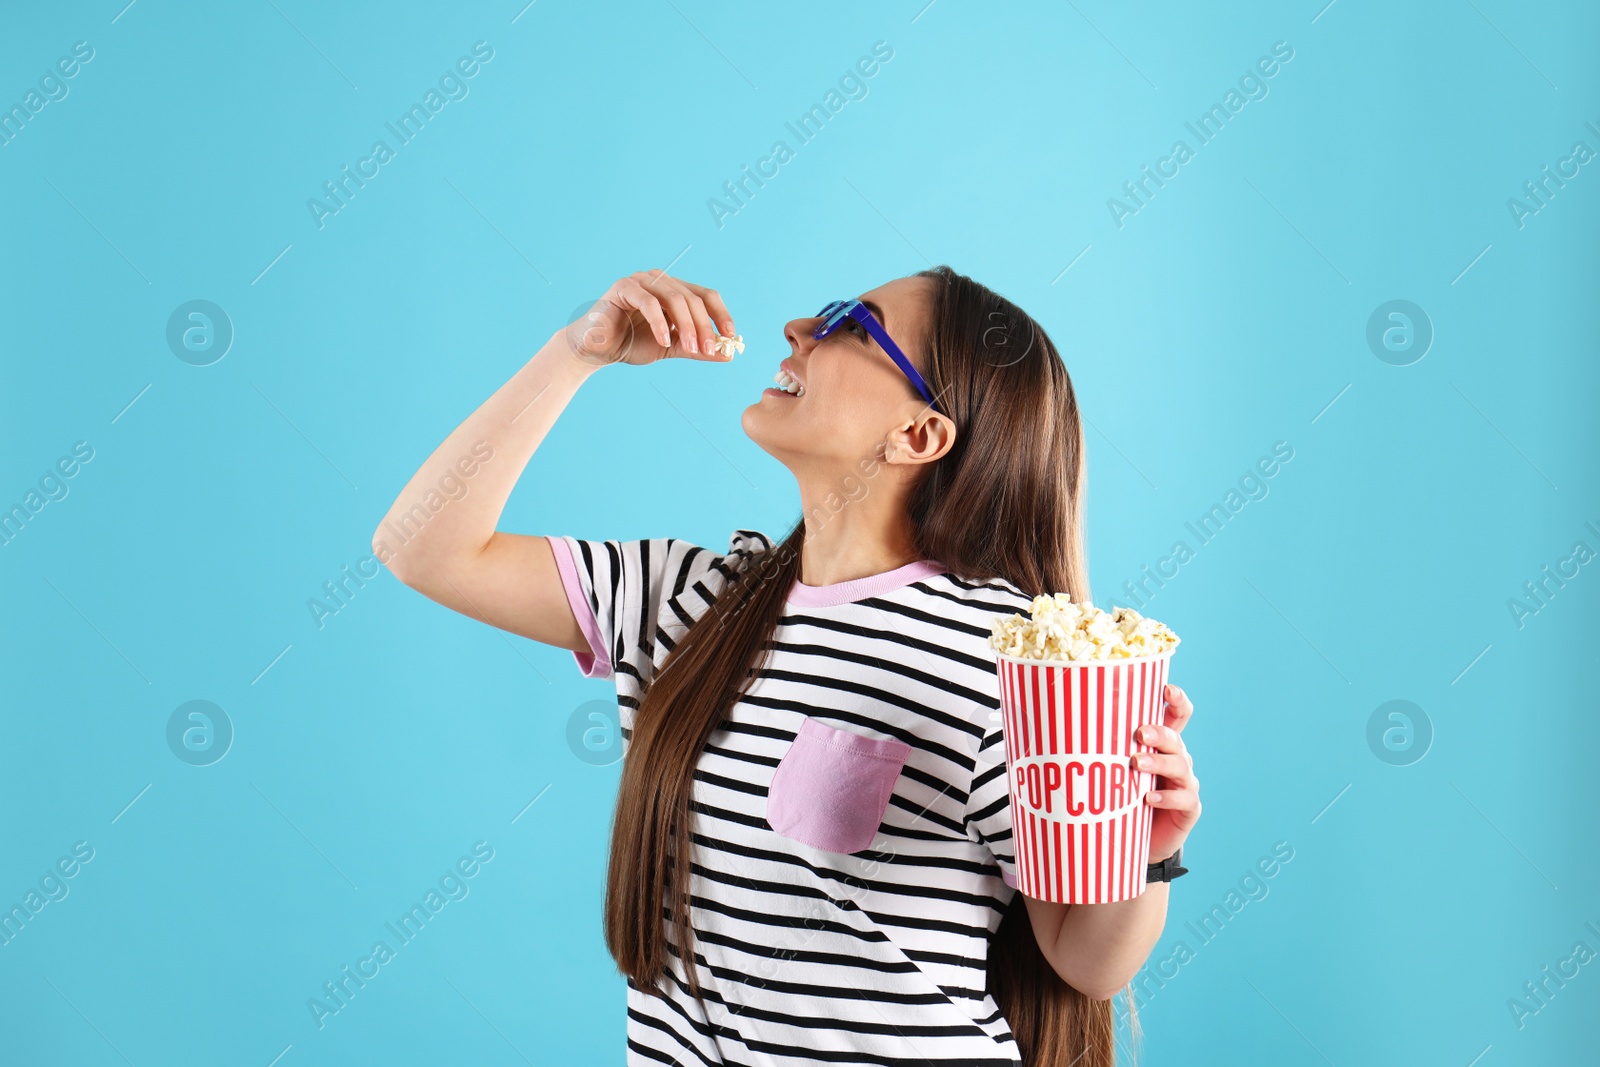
left=1048, top=880, right=1169, bottom=1000
left=373, top=329, right=598, bottom=576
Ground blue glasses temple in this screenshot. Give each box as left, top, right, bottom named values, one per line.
left=813, top=300, right=942, bottom=415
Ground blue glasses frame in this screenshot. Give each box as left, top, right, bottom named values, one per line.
left=812, top=299, right=943, bottom=415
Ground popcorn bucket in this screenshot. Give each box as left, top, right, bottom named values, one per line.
left=992, top=648, right=1174, bottom=904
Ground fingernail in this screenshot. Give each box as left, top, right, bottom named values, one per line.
left=1148, top=791, right=1161, bottom=803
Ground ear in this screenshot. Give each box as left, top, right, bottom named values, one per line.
left=883, top=410, right=956, bottom=466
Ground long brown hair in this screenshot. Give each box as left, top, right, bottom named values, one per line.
left=602, top=265, right=1141, bottom=1065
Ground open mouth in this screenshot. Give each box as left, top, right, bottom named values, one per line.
left=768, top=364, right=805, bottom=397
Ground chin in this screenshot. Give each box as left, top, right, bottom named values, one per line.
left=741, top=402, right=780, bottom=441
left=740, top=404, right=804, bottom=466
left=739, top=403, right=771, bottom=448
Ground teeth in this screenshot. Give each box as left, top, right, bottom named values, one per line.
left=771, top=369, right=804, bottom=396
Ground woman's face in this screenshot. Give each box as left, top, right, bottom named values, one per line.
left=741, top=275, right=945, bottom=472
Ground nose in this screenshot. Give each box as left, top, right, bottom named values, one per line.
left=783, top=314, right=822, bottom=354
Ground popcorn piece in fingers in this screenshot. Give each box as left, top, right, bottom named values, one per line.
left=711, top=333, right=744, bottom=359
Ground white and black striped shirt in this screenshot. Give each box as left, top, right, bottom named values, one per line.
left=547, top=529, right=1031, bottom=1066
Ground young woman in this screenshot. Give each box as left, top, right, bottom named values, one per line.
left=374, top=266, right=1202, bottom=1066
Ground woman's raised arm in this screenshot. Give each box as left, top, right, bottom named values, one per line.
left=371, top=271, right=736, bottom=649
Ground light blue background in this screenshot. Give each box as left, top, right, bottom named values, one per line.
left=2, top=1, right=1596, bottom=1064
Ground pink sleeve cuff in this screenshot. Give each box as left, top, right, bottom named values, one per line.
left=546, top=535, right=612, bottom=679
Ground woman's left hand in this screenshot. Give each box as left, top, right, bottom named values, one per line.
left=1136, top=683, right=1200, bottom=864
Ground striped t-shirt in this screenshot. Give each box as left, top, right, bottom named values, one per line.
left=547, top=529, right=1034, bottom=1067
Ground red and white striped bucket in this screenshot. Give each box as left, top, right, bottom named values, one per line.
left=993, top=649, right=1174, bottom=904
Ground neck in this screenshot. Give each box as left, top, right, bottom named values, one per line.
left=793, top=464, right=922, bottom=586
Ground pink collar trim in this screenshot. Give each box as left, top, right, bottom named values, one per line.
left=786, top=559, right=946, bottom=607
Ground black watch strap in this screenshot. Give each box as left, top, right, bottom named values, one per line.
left=1146, top=846, right=1188, bottom=883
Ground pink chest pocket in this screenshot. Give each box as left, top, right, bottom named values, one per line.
left=765, top=716, right=912, bottom=855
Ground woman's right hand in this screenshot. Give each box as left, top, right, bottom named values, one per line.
left=565, top=270, right=737, bottom=368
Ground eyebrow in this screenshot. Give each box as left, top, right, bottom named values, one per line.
left=861, top=298, right=888, bottom=333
